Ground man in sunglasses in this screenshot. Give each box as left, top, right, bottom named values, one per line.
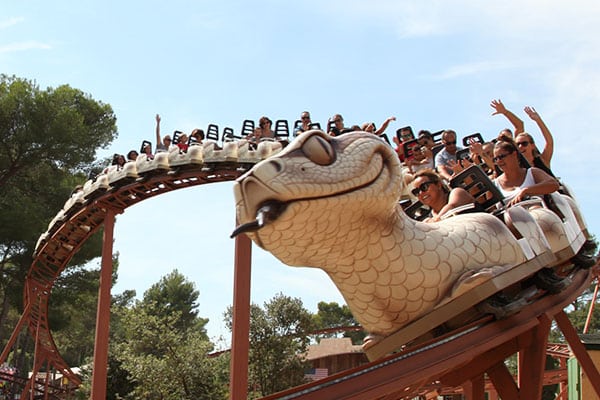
left=434, top=129, right=462, bottom=181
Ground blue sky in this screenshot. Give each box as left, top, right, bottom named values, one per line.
left=3, top=1, right=600, bottom=345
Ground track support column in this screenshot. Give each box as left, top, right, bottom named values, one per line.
left=518, top=314, right=551, bottom=399
left=90, top=209, right=116, bottom=400
left=462, top=374, right=485, bottom=400
left=229, top=233, right=252, bottom=400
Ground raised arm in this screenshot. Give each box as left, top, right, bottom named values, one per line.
left=490, top=99, right=524, bottom=135
left=374, top=116, right=396, bottom=136
left=524, top=106, right=554, bottom=167
left=155, top=114, right=162, bottom=146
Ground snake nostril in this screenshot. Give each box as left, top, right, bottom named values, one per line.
left=269, top=160, right=283, bottom=173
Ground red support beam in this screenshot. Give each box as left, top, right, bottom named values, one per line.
left=90, top=209, right=116, bottom=400
left=462, top=374, right=485, bottom=400
left=229, top=233, right=252, bottom=400
left=487, top=361, right=519, bottom=400
left=518, top=313, right=551, bottom=399
left=0, top=301, right=31, bottom=364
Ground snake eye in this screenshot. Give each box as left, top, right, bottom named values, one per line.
left=301, top=134, right=335, bottom=166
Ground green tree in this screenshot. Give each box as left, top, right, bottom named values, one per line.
left=0, top=74, right=117, bottom=189
left=0, top=74, right=117, bottom=378
left=116, top=308, right=227, bottom=400
left=313, top=301, right=365, bottom=345
left=108, top=270, right=227, bottom=400
left=140, top=269, right=209, bottom=336
left=225, top=293, right=315, bottom=397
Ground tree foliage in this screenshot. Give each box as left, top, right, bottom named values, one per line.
left=313, top=301, right=365, bottom=344
left=140, top=269, right=209, bottom=336
left=225, top=293, right=315, bottom=397
left=0, top=74, right=117, bottom=188
left=114, top=307, right=227, bottom=400
left=0, top=74, right=117, bottom=378
left=101, top=270, right=225, bottom=400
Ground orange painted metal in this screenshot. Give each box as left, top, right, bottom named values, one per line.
left=90, top=209, right=116, bottom=400
left=229, top=233, right=252, bottom=400
left=259, top=268, right=597, bottom=400
left=1, top=158, right=598, bottom=399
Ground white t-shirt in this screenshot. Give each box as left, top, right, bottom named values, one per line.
left=493, top=168, right=536, bottom=202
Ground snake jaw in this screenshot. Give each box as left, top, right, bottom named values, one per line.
left=230, top=200, right=288, bottom=238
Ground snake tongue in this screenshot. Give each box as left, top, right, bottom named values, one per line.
left=230, top=201, right=288, bottom=238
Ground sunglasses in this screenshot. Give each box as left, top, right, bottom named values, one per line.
left=492, top=152, right=513, bottom=163
left=301, top=116, right=310, bottom=120
left=516, top=141, right=530, bottom=147
left=411, top=181, right=435, bottom=197
left=444, top=140, right=457, bottom=146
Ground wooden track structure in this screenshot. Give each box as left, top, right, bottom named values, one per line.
left=0, top=140, right=598, bottom=399
left=260, top=267, right=600, bottom=400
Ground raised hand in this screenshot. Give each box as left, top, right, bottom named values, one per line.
left=524, top=106, right=541, bottom=121
left=490, top=99, right=507, bottom=115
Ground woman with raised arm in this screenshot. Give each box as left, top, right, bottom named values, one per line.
left=492, top=135, right=559, bottom=207
left=154, top=114, right=173, bottom=153
left=361, top=116, right=396, bottom=136
left=515, top=106, right=555, bottom=174
left=490, top=99, right=524, bottom=137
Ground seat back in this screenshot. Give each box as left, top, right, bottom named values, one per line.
left=462, top=132, right=484, bottom=147
left=274, top=119, right=289, bottom=141
left=402, top=138, right=422, bottom=162
left=241, top=120, right=255, bottom=138
left=403, top=200, right=431, bottom=221
left=449, top=165, right=505, bottom=212
left=395, top=126, right=414, bottom=142
left=379, top=134, right=391, bottom=145
left=139, top=140, right=152, bottom=153
left=172, top=131, right=183, bottom=144
left=206, top=124, right=220, bottom=142
left=456, top=148, right=472, bottom=162
left=294, top=121, right=322, bottom=136
left=222, top=127, right=240, bottom=141
left=431, top=130, right=444, bottom=144
left=293, top=119, right=302, bottom=133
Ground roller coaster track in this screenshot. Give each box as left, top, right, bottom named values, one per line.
left=0, top=142, right=264, bottom=398
left=260, top=266, right=599, bottom=400
left=0, top=139, right=598, bottom=399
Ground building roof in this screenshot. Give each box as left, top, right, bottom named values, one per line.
left=580, top=333, right=600, bottom=350
left=306, top=337, right=364, bottom=361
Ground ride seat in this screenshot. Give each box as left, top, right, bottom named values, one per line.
left=274, top=120, right=290, bottom=144
left=241, top=120, right=255, bottom=138
left=222, top=127, right=241, bottom=142
left=206, top=124, right=220, bottom=143
left=449, top=165, right=505, bottom=212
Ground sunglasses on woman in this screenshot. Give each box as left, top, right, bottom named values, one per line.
left=492, top=152, right=513, bottom=163
left=411, top=181, right=435, bottom=196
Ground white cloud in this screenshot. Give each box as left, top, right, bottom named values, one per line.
left=0, top=41, right=52, bottom=54
left=0, top=16, right=24, bottom=30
